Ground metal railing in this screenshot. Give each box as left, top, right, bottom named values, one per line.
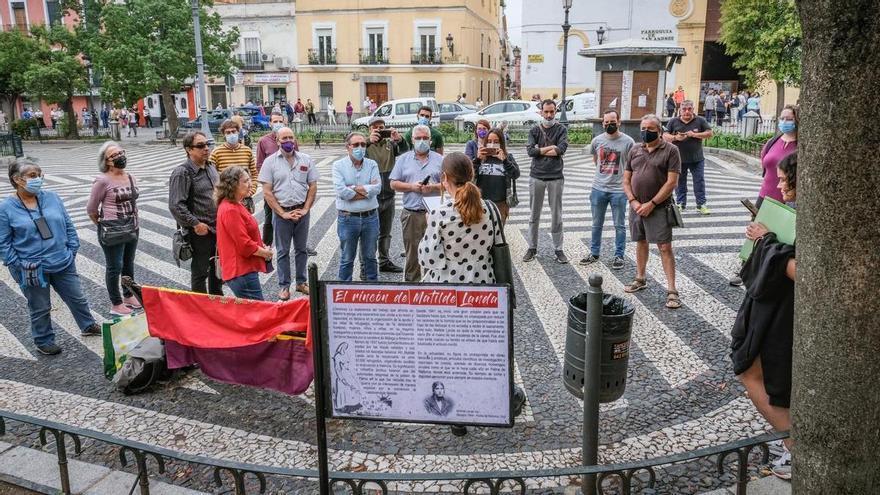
left=359, top=47, right=389, bottom=65
left=0, top=133, right=23, bottom=157
left=308, top=48, right=337, bottom=65
left=410, top=48, right=443, bottom=65
left=0, top=409, right=788, bottom=495
left=236, top=53, right=264, bottom=71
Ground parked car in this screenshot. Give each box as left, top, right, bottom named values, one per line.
left=438, top=101, right=477, bottom=122
left=454, top=100, right=542, bottom=132
left=556, top=92, right=597, bottom=123
left=237, top=105, right=269, bottom=129
left=180, top=108, right=257, bottom=132
left=352, top=97, right=440, bottom=130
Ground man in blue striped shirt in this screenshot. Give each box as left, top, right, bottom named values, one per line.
left=332, top=132, right=382, bottom=281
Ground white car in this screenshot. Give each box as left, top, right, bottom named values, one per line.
left=454, top=100, right=542, bottom=132
left=556, top=92, right=597, bottom=123
left=352, top=97, right=439, bottom=130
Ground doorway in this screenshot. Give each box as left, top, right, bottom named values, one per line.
left=365, top=83, right=388, bottom=106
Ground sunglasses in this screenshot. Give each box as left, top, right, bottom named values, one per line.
left=189, top=143, right=209, bottom=149
left=349, top=143, right=367, bottom=148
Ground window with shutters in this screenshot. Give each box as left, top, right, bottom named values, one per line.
left=419, top=81, right=436, bottom=98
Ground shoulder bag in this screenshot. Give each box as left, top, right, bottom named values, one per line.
left=98, top=175, right=139, bottom=246
left=485, top=200, right=517, bottom=308
left=666, top=201, right=685, bottom=228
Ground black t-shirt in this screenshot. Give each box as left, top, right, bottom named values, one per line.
left=665, top=116, right=711, bottom=163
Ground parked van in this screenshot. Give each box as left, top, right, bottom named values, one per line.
left=352, top=97, right=439, bottom=130
left=556, top=92, right=597, bottom=122
left=142, top=92, right=194, bottom=128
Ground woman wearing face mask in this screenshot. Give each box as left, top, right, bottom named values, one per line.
left=464, top=119, right=492, bottom=160
left=473, top=128, right=520, bottom=224
left=0, top=158, right=101, bottom=355
left=757, top=105, right=798, bottom=209
left=87, top=141, right=141, bottom=316
left=731, top=152, right=797, bottom=480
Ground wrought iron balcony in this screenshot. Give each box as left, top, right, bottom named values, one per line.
left=410, top=48, right=443, bottom=65
left=308, top=48, right=337, bottom=65
left=359, top=47, right=389, bottom=65
left=236, top=52, right=264, bottom=71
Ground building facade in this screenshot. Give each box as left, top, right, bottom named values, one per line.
left=296, top=0, right=506, bottom=116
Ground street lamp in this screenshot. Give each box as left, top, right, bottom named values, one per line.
left=82, top=56, right=97, bottom=135
left=446, top=33, right=455, bottom=57
left=191, top=0, right=214, bottom=145
left=559, top=0, right=573, bottom=124
left=597, top=26, right=606, bottom=45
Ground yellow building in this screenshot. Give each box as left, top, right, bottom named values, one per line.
left=296, top=0, right=506, bottom=114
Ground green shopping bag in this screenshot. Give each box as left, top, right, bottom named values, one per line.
left=102, top=312, right=149, bottom=379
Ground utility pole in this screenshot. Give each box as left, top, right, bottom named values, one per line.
left=190, top=0, right=214, bottom=144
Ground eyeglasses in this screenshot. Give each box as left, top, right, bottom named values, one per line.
left=189, top=143, right=209, bottom=149
left=349, top=143, right=367, bottom=148
left=107, top=150, right=126, bottom=160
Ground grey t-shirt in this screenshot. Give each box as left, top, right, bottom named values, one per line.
left=590, top=132, right=635, bottom=193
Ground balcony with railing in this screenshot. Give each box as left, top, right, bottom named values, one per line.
left=236, top=52, right=264, bottom=71
left=410, top=48, right=442, bottom=65
left=308, top=48, right=337, bottom=65
left=359, top=47, right=389, bottom=65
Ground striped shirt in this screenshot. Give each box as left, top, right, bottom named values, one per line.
left=209, top=144, right=258, bottom=196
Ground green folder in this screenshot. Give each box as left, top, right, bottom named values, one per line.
left=739, top=197, right=796, bottom=260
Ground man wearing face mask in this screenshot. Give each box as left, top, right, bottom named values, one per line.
left=366, top=116, right=407, bottom=273
left=210, top=119, right=258, bottom=213
left=257, top=111, right=291, bottom=245
left=259, top=127, right=319, bottom=299
left=333, top=132, right=382, bottom=281
left=404, top=106, right=444, bottom=155
left=581, top=109, right=634, bottom=269
left=663, top=100, right=713, bottom=215
left=623, top=115, right=682, bottom=310
left=390, top=125, right=443, bottom=282
left=524, top=99, right=569, bottom=264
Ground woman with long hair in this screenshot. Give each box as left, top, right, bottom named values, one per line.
left=214, top=166, right=274, bottom=300
left=472, top=128, right=519, bottom=224
left=464, top=119, right=492, bottom=160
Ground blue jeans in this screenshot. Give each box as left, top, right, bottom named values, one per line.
left=589, top=188, right=628, bottom=258
left=15, top=259, right=96, bottom=346
left=274, top=211, right=311, bottom=288
left=100, top=236, right=138, bottom=305
left=226, top=271, right=264, bottom=300
left=676, top=160, right=707, bottom=207
left=337, top=211, right=379, bottom=281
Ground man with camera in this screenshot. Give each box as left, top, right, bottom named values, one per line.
left=366, top=116, right=408, bottom=273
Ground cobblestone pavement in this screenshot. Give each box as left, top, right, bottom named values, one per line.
left=0, top=140, right=778, bottom=493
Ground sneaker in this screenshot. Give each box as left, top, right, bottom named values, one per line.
left=81, top=324, right=102, bottom=337
left=123, top=296, right=142, bottom=309
left=697, top=205, right=711, bottom=215
left=579, top=254, right=600, bottom=265
left=306, top=248, right=318, bottom=257
left=522, top=249, right=537, bottom=262
left=379, top=262, right=404, bottom=273
left=555, top=250, right=569, bottom=264
left=729, top=275, right=744, bottom=287
left=110, top=304, right=132, bottom=316
left=611, top=256, right=625, bottom=270
left=678, top=203, right=686, bottom=211
left=36, top=343, right=62, bottom=355
left=771, top=448, right=792, bottom=480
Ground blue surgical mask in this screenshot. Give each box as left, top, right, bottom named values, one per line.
left=351, top=147, right=366, bottom=161
left=271, top=123, right=283, bottom=133
left=418, top=117, right=430, bottom=126
left=24, top=177, right=43, bottom=194
left=414, top=139, right=430, bottom=154
left=225, top=133, right=239, bottom=145
left=778, top=120, right=796, bottom=134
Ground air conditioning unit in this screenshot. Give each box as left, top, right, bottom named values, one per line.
left=275, top=57, right=290, bottom=69
left=261, top=53, right=273, bottom=62
left=351, top=72, right=360, bottom=81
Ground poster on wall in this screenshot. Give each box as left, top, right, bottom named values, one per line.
left=321, top=283, right=513, bottom=427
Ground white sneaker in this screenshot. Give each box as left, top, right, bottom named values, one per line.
left=771, top=448, right=792, bottom=480
left=110, top=304, right=132, bottom=316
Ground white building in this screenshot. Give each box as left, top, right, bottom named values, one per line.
left=209, top=0, right=298, bottom=108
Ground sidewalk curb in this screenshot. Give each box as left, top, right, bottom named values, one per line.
left=705, top=147, right=762, bottom=177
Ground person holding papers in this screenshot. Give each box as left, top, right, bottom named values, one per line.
left=730, top=152, right=797, bottom=481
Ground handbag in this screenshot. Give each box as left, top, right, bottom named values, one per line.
left=98, top=175, right=138, bottom=246
left=666, top=201, right=684, bottom=228
left=172, top=228, right=193, bottom=267
left=485, top=200, right=517, bottom=308
left=506, top=178, right=520, bottom=208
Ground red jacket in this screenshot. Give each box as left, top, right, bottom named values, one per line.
left=216, top=200, right=267, bottom=281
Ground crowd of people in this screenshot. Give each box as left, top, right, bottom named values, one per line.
left=664, top=86, right=763, bottom=126
left=0, top=97, right=798, bottom=464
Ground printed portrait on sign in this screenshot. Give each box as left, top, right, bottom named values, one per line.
left=424, top=381, right=455, bottom=416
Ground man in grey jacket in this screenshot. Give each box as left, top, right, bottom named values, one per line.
left=524, top=99, right=569, bottom=263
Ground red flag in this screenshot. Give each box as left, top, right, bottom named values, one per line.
left=141, top=286, right=312, bottom=350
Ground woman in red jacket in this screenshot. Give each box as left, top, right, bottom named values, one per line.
left=214, top=167, right=274, bottom=300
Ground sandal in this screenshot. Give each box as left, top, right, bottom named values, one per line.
left=624, top=278, right=647, bottom=293
left=666, top=290, right=681, bottom=309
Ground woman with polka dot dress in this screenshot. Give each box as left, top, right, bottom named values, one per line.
left=418, top=152, right=502, bottom=285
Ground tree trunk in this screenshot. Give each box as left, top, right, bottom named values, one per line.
left=63, top=97, right=78, bottom=140
left=161, top=85, right=178, bottom=146
left=775, top=80, right=785, bottom=117
left=792, top=1, right=880, bottom=492
left=1, top=96, right=17, bottom=123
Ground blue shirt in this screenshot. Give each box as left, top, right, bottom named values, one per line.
left=332, top=156, right=381, bottom=213
left=0, top=190, right=79, bottom=273
left=389, top=151, right=443, bottom=211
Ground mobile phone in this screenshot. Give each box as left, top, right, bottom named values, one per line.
left=485, top=147, right=499, bottom=156
left=741, top=198, right=758, bottom=217
left=33, top=216, right=54, bottom=240
left=420, top=175, right=431, bottom=185
left=379, top=129, right=392, bottom=139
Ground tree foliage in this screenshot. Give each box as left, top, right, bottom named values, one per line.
left=720, top=0, right=801, bottom=111
left=0, top=30, right=41, bottom=120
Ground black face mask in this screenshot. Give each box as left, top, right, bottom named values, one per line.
left=112, top=156, right=127, bottom=169
left=605, top=123, right=618, bottom=134
left=641, top=129, right=659, bottom=143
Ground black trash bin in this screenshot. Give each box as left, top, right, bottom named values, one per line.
left=563, top=293, right=635, bottom=403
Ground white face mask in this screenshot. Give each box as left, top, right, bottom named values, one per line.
left=414, top=139, right=430, bottom=154
left=486, top=142, right=500, bottom=149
